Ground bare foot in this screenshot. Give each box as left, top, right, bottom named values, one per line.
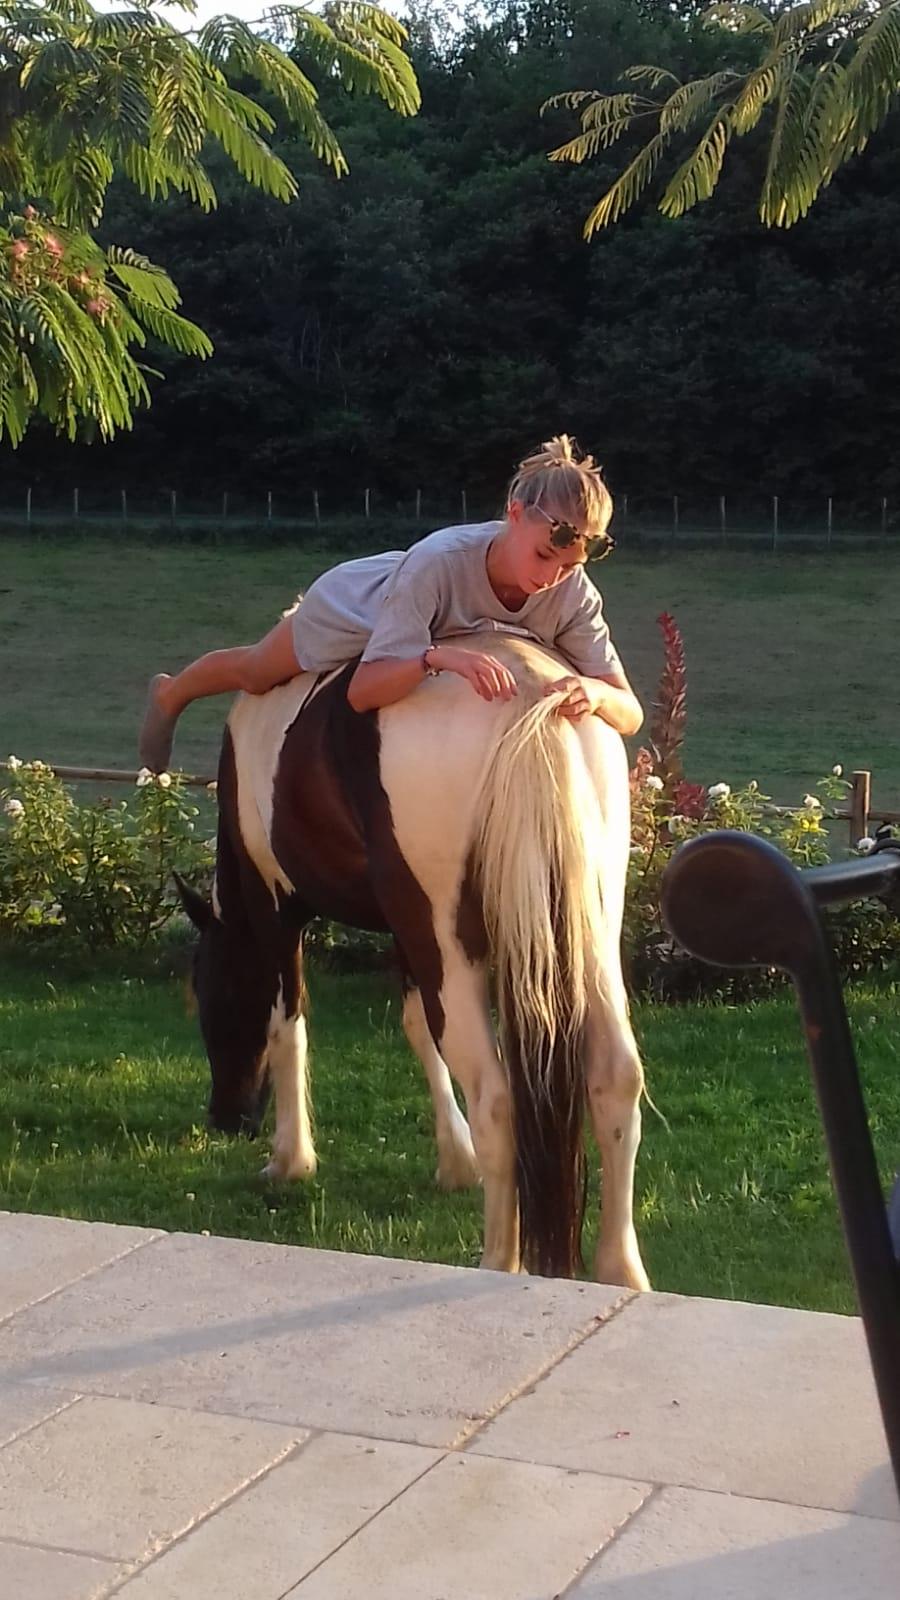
left=139, top=673, right=178, bottom=773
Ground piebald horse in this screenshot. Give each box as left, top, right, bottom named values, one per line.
left=177, top=632, right=650, bottom=1288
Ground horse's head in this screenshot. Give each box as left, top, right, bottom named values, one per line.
left=175, top=874, right=272, bottom=1137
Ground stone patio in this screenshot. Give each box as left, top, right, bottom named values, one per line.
left=1, top=1211, right=897, bottom=1597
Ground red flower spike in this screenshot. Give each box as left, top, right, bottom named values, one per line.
left=648, top=612, right=688, bottom=794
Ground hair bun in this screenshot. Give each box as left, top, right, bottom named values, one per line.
left=505, top=433, right=611, bottom=539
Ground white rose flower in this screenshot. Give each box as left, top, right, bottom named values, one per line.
left=6, top=755, right=22, bottom=771
left=4, top=797, right=24, bottom=819
left=857, top=836, right=875, bottom=854
left=803, top=794, right=822, bottom=811
left=206, top=781, right=218, bottom=795
left=707, top=782, right=731, bottom=801
left=157, top=771, right=172, bottom=789
left=832, top=764, right=843, bottom=777
left=136, top=768, right=153, bottom=787
left=644, top=774, right=664, bottom=792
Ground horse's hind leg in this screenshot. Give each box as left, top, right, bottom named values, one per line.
left=414, top=949, right=519, bottom=1272
left=585, top=972, right=650, bottom=1292
left=401, top=983, right=480, bottom=1191
left=263, top=931, right=317, bottom=1182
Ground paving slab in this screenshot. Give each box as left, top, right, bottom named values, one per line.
left=0, top=1394, right=305, bottom=1561
left=0, top=1213, right=162, bottom=1323
left=571, top=1485, right=900, bottom=1598
left=289, top=1452, right=650, bottom=1600
left=0, top=1380, right=79, bottom=1447
left=0, top=1541, right=121, bottom=1600
left=0, top=1228, right=628, bottom=1447
left=471, top=1291, right=899, bottom=1520
left=116, top=1432, right=441, bottom=1599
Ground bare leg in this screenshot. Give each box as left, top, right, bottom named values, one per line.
left=401, top=986, right=479, bottom=1190
left=585, top=974, right=650, bottom=1292
left=140, top=615, right=300, bottom=771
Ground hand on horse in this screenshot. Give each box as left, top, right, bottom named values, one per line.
left=431, top=644, right=518, bottom=703
left=544, top=675, right=594, bottom=721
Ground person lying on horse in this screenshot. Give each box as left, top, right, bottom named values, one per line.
left=139, top=435, right=642, bottom=774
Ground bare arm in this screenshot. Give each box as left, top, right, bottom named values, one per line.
left=543, top=670, right=644, bottom=736
left=348, top=643, right=518, bottom=713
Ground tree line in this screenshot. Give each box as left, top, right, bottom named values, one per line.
left=4, top=0, right=900, bottom=512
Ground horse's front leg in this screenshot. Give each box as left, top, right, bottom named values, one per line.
left=585, top=972, right=650, bottom=1293
left=263, top=939, right=317, bottom=1182
left=401, top=983, right=480, bottom=1190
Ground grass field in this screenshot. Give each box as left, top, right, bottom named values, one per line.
left=2, top=531, right=900, bottom=1311
left=2, top=947, right=899, bottom=1313
left=4, top=533, right=900, bottom=802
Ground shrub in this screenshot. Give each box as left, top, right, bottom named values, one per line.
left=0, top=760, right=212, bottom=950
left=625, top=616, right=900, bottom=998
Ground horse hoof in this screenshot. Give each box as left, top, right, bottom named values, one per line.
left=595, top=1255, right=651, bottom=1293
left=262, top=1155, right=318, bottom=1183
left=435, top=1146, right=481, bottom=1191
left=435, top=1161, right=481, bottom=1192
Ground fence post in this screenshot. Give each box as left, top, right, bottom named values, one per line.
left=461, top=489, right=468, bottom=521
left=772, top=495, right=779, bottom=551
left=719, top=495, right=726, bottom=545
left=827, top=496, right=833, bottom=550
left=26, top=486, right=32, bottom=529
left=364, top=487, right=371, bottom=520
left=73, top=487, right=79, bottom=520
left=849, top=770, right=871, bottom=847
left=313, top=490, right=320, bottom=527
left=267, top=490, right=273, bottom=523
left=415, top=489, right=422, bottom=519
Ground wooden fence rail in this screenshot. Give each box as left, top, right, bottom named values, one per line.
left=0, top=761, right=215, bottom=789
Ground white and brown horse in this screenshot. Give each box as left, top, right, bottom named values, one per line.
left=177, top=633, right=650, bottom=1287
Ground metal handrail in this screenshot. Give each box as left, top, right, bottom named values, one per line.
left=661, top=828, right=900, bottom=1499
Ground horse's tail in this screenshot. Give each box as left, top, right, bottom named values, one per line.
left=472, top=693, right=607, bottom=1278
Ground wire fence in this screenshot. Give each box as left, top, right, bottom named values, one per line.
left=2, top=488, right=900, bottom=549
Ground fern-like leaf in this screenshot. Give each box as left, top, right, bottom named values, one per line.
left=106, top=248, right=182, bottom=311
left=127, top=297, right=213, bottom=358
left=835, top=0, right=900, bottom=158
left=659, top=72, right=736, bottom=134
left=660, top=110, right=733, bottom=217
left=583, top=129, right=673, bottom=234
left=622, top=63, right=683, bottom=90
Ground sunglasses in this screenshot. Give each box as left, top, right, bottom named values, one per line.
left=533, top=505, right=615, bottom=564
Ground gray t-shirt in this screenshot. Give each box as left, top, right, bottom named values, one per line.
left=291, top=520, right=622, bottom=679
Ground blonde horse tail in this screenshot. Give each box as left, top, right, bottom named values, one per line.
left=472, top=693, right=608, bottom=1277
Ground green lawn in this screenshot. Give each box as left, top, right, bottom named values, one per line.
left=3, top=531, right=900, bottom=1311
left=3, top=533, right=900, bottom=803
left=2, top=949, right=898, bottom=1313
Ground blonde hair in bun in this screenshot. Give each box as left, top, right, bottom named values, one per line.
left=506, top=435, right=613, bottom=543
